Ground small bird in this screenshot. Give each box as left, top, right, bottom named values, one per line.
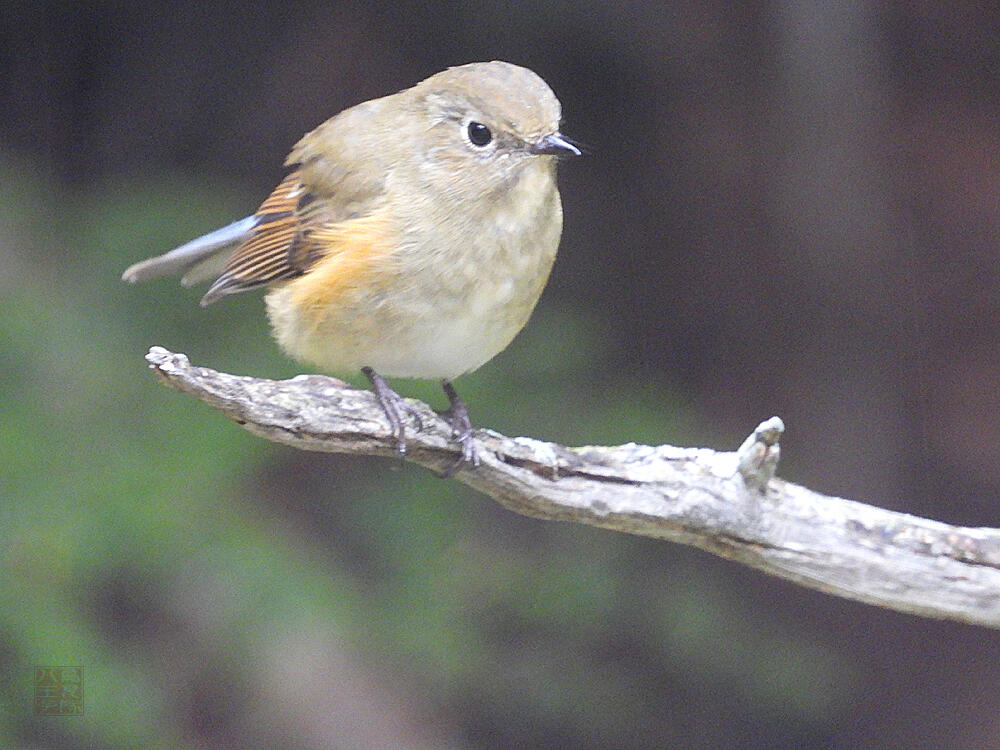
left=123, top=61, right=579, bottom=469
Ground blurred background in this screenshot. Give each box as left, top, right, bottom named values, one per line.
left=4, top=1, right=1000, bottom=747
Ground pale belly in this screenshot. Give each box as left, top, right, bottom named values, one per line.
left=265, top=232, right=558, bottom=380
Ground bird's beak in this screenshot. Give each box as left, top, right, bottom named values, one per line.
left=530, top=132, right=582, bottom=157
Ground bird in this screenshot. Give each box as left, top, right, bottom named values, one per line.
left=122, top=60, right=579, bottom=471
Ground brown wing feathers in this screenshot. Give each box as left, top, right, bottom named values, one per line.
left=200, top=171, right=311, bottom=306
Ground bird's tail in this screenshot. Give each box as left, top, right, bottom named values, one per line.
left=121, top=216, right=259, bottom=287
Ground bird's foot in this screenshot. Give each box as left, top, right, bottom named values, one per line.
left=439, top=380, right=480, bottom=476
left=362, top=367, right=422, bottom=457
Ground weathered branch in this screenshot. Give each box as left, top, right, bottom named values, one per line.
left=144, top=346, right=1000, bottom=629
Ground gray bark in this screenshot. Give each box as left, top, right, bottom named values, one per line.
left=144, top=346, right=1000, bottom=629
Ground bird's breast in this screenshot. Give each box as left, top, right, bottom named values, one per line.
left=267, top=161, right=563, bottom=380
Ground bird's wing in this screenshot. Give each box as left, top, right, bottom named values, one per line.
left=199, top=171, right=313, bottom=305
left=123, top=103, right=391, bottom=305
left=200, top=140, right=391, bottom=307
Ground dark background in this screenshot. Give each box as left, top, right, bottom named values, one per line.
left=4, top=1, right=1000, bottom=748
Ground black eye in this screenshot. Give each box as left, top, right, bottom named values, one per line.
left=466, top=121, right=492, bottom=147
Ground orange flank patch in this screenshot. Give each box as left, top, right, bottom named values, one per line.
left=285, top=210, right=396, bottom=327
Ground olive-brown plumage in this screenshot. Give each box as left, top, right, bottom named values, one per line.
left=123, top=61, right=579, bottom=467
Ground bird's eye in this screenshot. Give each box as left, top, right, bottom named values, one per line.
left=466, top=121, right=492, bottom=147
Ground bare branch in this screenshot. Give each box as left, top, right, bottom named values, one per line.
left=144, top=346, right=1000, bottom=629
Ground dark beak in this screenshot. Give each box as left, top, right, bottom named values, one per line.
left=531, top=132, right=582, bottom=157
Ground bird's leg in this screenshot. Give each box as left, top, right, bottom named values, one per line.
left=440, top=380, right=480, bottom=474
left=362, top=367, right=421, bottom=457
